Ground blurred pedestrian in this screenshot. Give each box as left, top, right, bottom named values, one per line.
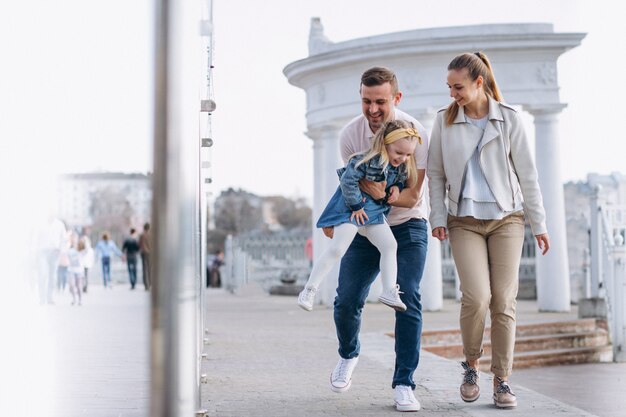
left=138, top=223, right=151, bottom=290
left=80, top=233, right=95, bottom=293
left=38, top=217, right=67, bottom=304
left=122, top=228, right=140, bottom=289
left=209, top=250, right=224, bottom=288
left=95, top=232, right=124, bottom=289
left=304, top=236, right=313, bottom=269
left=67, top=232, right=86, bottom=305
left=57, top=231, right=71, bottom=293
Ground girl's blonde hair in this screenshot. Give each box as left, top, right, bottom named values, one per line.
left=78, top=236, right=86, bottom=251
left=445, top=51, right=503, bottom=125
left=354, top=119, right=420, bottom=188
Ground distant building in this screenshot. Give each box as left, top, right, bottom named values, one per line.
left=57, top=172, right=152, bottom=229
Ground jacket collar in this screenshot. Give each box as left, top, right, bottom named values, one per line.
left=453, top=95, right=504, bottom=124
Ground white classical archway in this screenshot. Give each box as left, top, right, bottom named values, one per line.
left=284, top=20, right=585, bottom=311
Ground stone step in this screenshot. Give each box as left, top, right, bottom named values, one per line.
left=420, top=318, right=612, bottom=370
left=421, top=318, right=604, bottom=346
left=423, top=329, right=610, bottom=358
left=478, top=345, right=614, bottom=370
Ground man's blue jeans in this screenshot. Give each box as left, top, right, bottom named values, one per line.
left=334, top=218, right=428, bottom=389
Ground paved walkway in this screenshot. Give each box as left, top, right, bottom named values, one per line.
left=201, top=285, right=625, bottom=417
left=40, top=281, right=626, bottom=417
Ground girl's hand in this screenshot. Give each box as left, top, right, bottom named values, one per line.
left=535, top=233, right=550, bottom=255
left=432, top=227, right=448, bottom=241
left=322, top=226, right=334, bottom=239
left=350, top=208, right=369, bottom=225
left=387, top=186, right=400, bottom=204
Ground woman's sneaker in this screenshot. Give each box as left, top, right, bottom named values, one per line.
left=378, top=284, right=407, bottom=311
left=460, top=361, right=480, bottom=402
left=493, top=377, right=517, bottom=408
left=298, top=287, right=317, bottom=311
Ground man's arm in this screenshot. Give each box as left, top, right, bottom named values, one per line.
left=389, top=168, right=425, bottom=208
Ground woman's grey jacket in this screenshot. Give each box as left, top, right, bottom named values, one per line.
left=427, top=95, right=547, bottom=235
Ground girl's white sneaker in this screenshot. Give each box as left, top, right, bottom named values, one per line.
left=298, top=287, right=317, bottom=311
left=378, top=284, right=407, bottom=311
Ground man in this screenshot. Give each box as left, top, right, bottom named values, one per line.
left=122, top=228, right=140, bottom=289
left=328, top=67, right=429, bottom=412
left=38, top=216, right=67, bottom=304
left=138, top=223, right=151, bottom=290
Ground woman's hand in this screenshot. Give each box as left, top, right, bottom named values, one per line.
left=387, top=185, right=400, bottom=204
left=350, top=208, right=369, bottom=225
left=535, top=233, right=550, bottom=255
left=432, top=227, right=448, bottom=241
left=358, top=178, right=386, bottom=200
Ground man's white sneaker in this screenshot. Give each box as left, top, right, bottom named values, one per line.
left=394, top=385, right=421, bottom=412
left=330, top=357, right=358, bottom=393
left=298, top=287, right=317, bottom=311
left=378, top=284, right=407, bottom=311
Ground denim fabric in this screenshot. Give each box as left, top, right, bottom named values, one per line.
left=333, top=218, right=428, bottom=388
left=127, top=258, right=138, bottom=288
left=337, top=154, right=407, bottom=210
left=101, top=256, right=111, bottom=287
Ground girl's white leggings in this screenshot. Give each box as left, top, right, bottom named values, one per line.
left=304, top=222, right=398, bottom=292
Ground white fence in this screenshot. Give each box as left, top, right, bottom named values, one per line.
left=590, top=186, right=626, bottom=362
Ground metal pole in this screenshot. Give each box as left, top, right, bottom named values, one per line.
left=197, top=1, right=214, bottom=410
left=151, top=0, right=202, bottom=416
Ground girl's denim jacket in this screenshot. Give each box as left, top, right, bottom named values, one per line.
left=336, top=153, right=407, bottom=211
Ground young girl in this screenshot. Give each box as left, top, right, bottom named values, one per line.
left=298, top=119, right=421, bottom=311
left=67, top=232, right=86, bottom=305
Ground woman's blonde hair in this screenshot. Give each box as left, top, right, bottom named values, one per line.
left=445, top=51, right=503, bottom=125
left=354, top=119, right=420, bottom=188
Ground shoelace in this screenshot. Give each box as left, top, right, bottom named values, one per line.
left=461, top=361, right=478, bottom=385
left=495, top=377, right=515, bottom=395
left=396, top=386, right=413, bottom=402
left=392, top=284, right=404, bottom=296
left=334, top=360, right=351, bottom=381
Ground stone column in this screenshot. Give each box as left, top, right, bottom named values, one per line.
left=527, top=104, right=571, bottom=311
left=413, top=109, right=443, bottom=311
left=307, top=126, right=343, bottom=306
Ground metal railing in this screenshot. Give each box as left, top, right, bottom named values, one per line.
left=223, top=232, right=310, bottom=292
left=590, top=186, right=626, bottom=362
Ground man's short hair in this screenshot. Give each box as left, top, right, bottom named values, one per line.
left=360, top=67, right=398, bottom=95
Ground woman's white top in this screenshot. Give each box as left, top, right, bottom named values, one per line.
left=457, top=115, right=522, bottom=220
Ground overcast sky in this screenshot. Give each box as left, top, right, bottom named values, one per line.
left=2, top=0, right=624, bottom=205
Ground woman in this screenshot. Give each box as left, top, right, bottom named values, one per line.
left=427, top=52, right=550, bottom=409
left=95, top=232, right=124, bottom=288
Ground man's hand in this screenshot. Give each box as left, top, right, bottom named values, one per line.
left=432, top=227, right=448, bottom=241
left=350, top=208, right=369, bottom=225
left=387, top=185, right=400, bottom=204
left=322, top=226, right=334, bottom=239
left=358, top=178, right=386, bottom=200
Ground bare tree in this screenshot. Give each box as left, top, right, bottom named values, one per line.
left=265, top=196, right=312, bottom=230
left=89, top=186, right=134, bottom=243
